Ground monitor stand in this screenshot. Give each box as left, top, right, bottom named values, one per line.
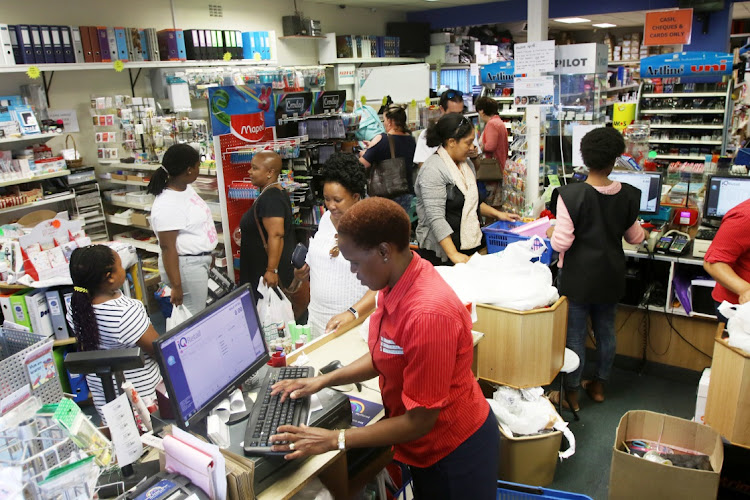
left=700, top=219, right=721, bottom=229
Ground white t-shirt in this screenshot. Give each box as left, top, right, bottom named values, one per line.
left=306, top=211, right=370, bottom=339
left=151, top=185, right=218, bottom=255
left=413, top=129, right=481, bottom=164
left=66, top=295, right=161, bottom=423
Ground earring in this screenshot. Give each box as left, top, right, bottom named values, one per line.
left=383, top=257, right=389, bottom=263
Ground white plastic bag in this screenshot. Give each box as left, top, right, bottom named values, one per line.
left=718, top=301, right=750, bottom=354
left=487, top=385, right=575, bottom=459
left=166, top=304, right=193, bottom=331
left=257, top=282, right=294, bottom=343
left=435, top=236, right=559, bottom=311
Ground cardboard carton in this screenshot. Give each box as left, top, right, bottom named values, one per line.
left=609, top=410, right=723, bottom=500
left=693, top=368, right=710, bottom=424
left=705, top=333, right=750, bottom=448
left=498, top=425, right=562, bottom=486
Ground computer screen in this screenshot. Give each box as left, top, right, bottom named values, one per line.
left=153, top=284, right=269, bottom=429
left=704, top=175, right=750, bottom=221
left=608, top=171, right=662, bottom=214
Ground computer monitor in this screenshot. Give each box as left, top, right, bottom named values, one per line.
left=703, top=175, right=750, bottom=222
left=608, top=171, right=663, bottom=214
left=153, top=284, right=269, bottom=430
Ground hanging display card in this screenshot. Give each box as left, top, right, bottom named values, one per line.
left=24, top=341, right=55, bottom=390
left=644, top=9, right=693, bottom=46
left=514, top=40, right=555, bottom=75
left=208, top=85, right=276, bottom=143
left=481, top=61, right=515, bottom=84
left=513, top=76, right=555, bottom=107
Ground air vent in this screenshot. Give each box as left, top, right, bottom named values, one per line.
left=208, top=4, right=223, bottom=17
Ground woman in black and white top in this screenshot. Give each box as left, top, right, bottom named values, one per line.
left=66, top=245, right=161, bottom=422
left=148, top=144, right=218, bottom=315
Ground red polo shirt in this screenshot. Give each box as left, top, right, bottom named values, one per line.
left=368, top=252, right=489, bottom=468
left=705, top=199, right=750, bottom=304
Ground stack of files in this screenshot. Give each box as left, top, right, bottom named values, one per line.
left=183, top=29, right=243, bottom=60
left=241, top=31, right=272, bottom=60
left=221, top=448, right=255, bottom=500
left=3, top=25, right=77, bottom=64
left=157, top=29, right=187, bottom=61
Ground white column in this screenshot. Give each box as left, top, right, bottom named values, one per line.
left=524, top=0, right=548, bottom=213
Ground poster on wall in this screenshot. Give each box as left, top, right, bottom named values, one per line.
left=513, top=76, right=555, bottom=107
left=208, top=85, right=276, bottom=143
left=644, top=8, right=693, bottom=46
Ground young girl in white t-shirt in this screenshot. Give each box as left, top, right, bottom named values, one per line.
left=148, top=144, right=218, bottom=316
left=67, top=245, right=162, bottom=422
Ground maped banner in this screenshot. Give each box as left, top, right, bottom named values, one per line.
left=639, top=52, right=733, bottom=78
left=481, top=61, right=515, bottom=84
left=208, top=85, right=276, bottom=142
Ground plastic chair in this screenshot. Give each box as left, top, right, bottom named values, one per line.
left=558, top=348, right=580, bottom=421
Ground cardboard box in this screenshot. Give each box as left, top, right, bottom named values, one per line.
left=430, top=32, right=452, bottom=45
left=498, top=425, right=562, bottom=487
left=111, top=173, right=127, bottom=181
left=705, top=334, right=750, bottom=448
left=126, top=174, right=147, bottom=182
left=131, top=212, right=150, bottom=228
left=609, top=410, right=723, bottom=500
left=694, top=368, right=710, bottom=424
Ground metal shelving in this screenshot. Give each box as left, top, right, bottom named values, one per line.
left=0, top=170, right=70, bottom=188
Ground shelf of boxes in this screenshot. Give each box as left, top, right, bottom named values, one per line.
left=648, top=124, right=724, bottom=130
left=642, top=92, right=727, bottom=98
left=653, top=154, right=710, bottom=161
left=0, top=60, right=278, bottom=75
left=640, top=109, right=724, bottom=115
left=648, top=139, right=722, bottom=145
left=0, top=132, right=62, bottom=146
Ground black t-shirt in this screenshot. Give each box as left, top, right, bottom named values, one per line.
left=239, top=187, right=296, bottom=293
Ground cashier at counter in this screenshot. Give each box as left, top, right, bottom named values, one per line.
left=269, top=198, right=499, bottom=500
left=704, top=198, right=750, bottom=321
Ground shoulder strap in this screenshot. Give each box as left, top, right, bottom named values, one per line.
left=386, top=134, right=396, bottom=160
left=253, top=201, right=268, bottom=251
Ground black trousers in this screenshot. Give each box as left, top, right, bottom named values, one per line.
left=409, top=408, right=499, bottom=500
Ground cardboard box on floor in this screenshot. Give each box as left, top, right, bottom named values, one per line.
left=609, top=410, right=723, bottom=500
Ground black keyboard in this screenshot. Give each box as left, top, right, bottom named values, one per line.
left=696, top=228, right=718, bottom=240
left=243, top=365, right=315, bottom=456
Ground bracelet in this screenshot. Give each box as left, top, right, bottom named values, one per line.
left=267, top=268, right=278, bottom=274
left=337, top=429, right=346, bottom=450
left=347, top=306, right=359, bottom=319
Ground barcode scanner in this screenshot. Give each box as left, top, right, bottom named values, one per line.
left=320, top=360, right=361, bottom=392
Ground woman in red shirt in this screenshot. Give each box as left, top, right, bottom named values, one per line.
left=270, top=197, right=498, bottom=500
left=475, top=96, right=508, bottom=166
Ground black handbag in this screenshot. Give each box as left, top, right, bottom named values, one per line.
left=368, top=134, right=409, bottom=198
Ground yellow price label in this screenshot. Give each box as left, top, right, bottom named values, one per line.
left=360, top=95, right=367, bottom=105
left=253, top=52, right=261, bottom=61
left=223, top=52, right=232, bottom=61
left=410, top=99, right=417, bottom=107
left=381, top=96, right=388, bottom=106
left=113, top=60, right=125, bottom=72
left=26, top=66, right=41, bottom=79
left=425, top=97, right=431, bottom=106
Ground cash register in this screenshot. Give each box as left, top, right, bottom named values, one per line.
left=151, top=284, right=352, bottom=495
left=693, top=175, right=750, bottom=258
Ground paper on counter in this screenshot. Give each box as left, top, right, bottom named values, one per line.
left=306, top=394, right=324, bottom=426
left=229, top=389, right=246, bottom=413
left=101, top=393, right=143, bottom=467
left=172, top=426, right=227, bottom=500
left=212, top=398, right=231, bottom=424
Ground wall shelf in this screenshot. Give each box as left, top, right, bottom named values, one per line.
left=648, top=124, right=724, bottom=130
left=279, top=35, right=325, bottom=39
left=653, top=154, right=708, bottom=161
left=0, top=170, right=70, bottom=188
left=642, top=92, right=727, bottom=98
left=0, top=193, right=75, bottom=215
left=640, top=109, right=724, bottom=114
left=0, top=60, right=278, bottom=75
left=0, top=132, right=63, bottom=148
left=648, top=139, right=722, bottom=145
left=107, top=199, right=152, bottom=211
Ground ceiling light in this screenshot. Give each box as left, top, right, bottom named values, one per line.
left=593, top=23, right=617, bottom=28
left=554, top=17, right=591, bottom=24
left=424, top=0, right=440, bottom=2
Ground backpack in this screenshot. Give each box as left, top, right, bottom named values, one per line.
left=354, top=103, right=385, bottom=142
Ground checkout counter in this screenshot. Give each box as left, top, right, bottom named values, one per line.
left=135, top=314, right=483, bottom=500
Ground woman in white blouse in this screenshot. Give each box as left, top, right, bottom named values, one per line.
left=290, top=154, right=375, bottom=338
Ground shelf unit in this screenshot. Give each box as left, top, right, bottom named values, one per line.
left=0, top=132, right=63, bottom=147
left=317, top=33, right=424, bottom=65
left=608, top=60, right=641, bottom=66
left=636, top=81, right=733, bottom=161
left=0, top=60, right=278, bottom=74
left=114, top=234, right=161, bottom=254
left=0, top=193, right=75, bottom=215
left=605, top=83, right=640, bottom=93
left=0, top=170, right=70, bottom=188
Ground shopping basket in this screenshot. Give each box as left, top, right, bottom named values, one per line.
left=482, top=220, right=555, bottom=265
left=497, top=480, right=593, bottom=500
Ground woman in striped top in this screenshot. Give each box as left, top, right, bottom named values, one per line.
left=67, top=245, right=162, bottom=422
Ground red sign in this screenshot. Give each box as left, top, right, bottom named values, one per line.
left=230, top=112, right=273, bottom=143
left=644, top=9, right=693, bottom=46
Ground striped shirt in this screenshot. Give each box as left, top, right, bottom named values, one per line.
left=66, top=295, right=161, bottom=422
left=704, top=198, right=750, bottom=303
left=368, top=252, right=489, bottom=468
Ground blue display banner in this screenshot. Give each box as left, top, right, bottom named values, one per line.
left=208, top=84, right=276, bottom=139
left=481, top=61, right=515, bottom=84
left=640, top=52, right=733, bottom=78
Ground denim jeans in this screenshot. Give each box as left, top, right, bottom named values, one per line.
left=158, top=255, right=212, bottom=316
left=565, top=300, right=618, bottom=391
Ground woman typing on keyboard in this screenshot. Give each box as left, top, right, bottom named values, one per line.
left=270, top=197, right=499, bottom=500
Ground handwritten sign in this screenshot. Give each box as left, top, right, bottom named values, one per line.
left=48, top=109, right=80, bottom=133
left=514, top=40, right=555, bottom=74
left=644, top=8, right=693, bottom=46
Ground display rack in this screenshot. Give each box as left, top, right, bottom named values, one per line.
left=635, top=81, right=733, bottom=161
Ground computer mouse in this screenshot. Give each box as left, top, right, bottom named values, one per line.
left=319, top=360, right=361, bottom=392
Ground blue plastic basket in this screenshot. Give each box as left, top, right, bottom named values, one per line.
left=482, top=220, right=555, bottom=265
left=497, top=480, right=593, bottom=500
